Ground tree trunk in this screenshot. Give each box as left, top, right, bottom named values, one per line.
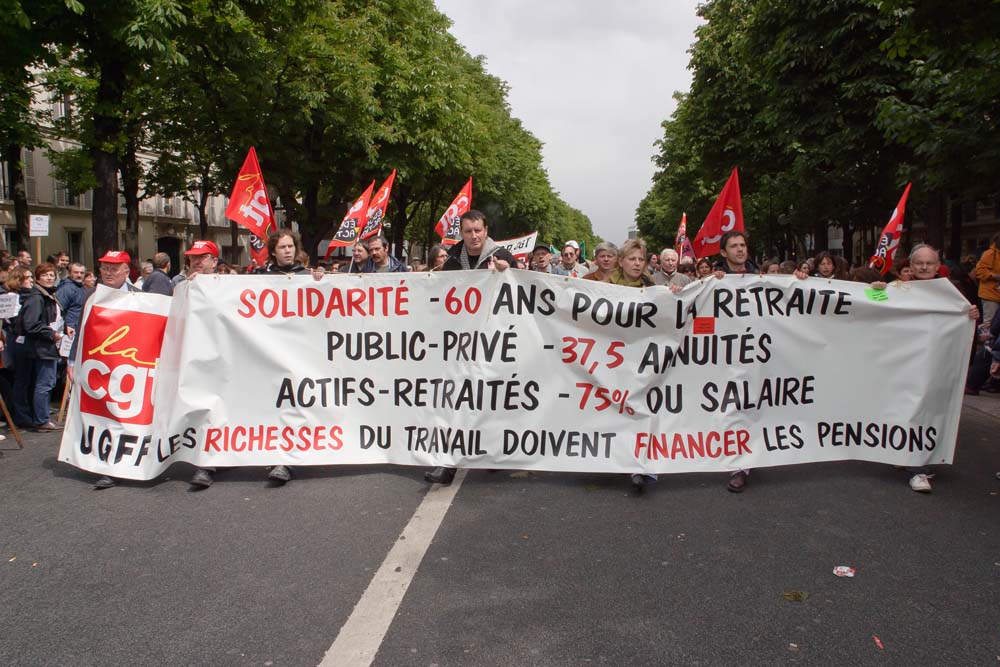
left=841, top=221, right=854, bottom=264
left=301, top=181, right=319, bottom=264
left=198, top=174, right=209, bottom=239
left=948, top=197, right=964, bottom=260
left=812, top=215, right=828, bottom=257
left=924, top=190, right=946, bottom=250
left=120, top=138, right=141, bottom=263
left=230, top=221, right=240, bottom=265
left=4, top=144, right=29, bottom=250
left=90, top=58, right=126, bottom=260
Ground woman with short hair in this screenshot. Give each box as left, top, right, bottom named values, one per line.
left=12, top=263, right=65, bottom=431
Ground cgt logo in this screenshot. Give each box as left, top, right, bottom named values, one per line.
left=79, top=307, right=167, bottom=425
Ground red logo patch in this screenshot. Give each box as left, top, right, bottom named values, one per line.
left=78, top=306, right=167, bottom=425
left=692, top=317, right=716, bottom=335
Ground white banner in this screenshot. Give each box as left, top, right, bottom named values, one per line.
left=59, top=272, right=974, bottom=480
left=495, top=231, right=538, bottom=262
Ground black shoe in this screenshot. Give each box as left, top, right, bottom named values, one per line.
left=268, top=465, right=292, bottom=484
left=727, top=471, right=748, bottom=493
left=424, top=467, right=456, bottom=484
left=94, top=476, right=116, bottom=489
left=190, top=469, right=214, bottom=488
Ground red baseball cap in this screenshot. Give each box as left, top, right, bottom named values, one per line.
left=184, top=240, right=220, bottom=258
left=98, top=250, right=131, bottom=264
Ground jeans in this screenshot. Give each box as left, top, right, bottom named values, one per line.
left=12, top=347, right=57, bottom=426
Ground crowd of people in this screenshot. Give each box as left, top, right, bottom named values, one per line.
left=1, top=214, right=994, bottom=494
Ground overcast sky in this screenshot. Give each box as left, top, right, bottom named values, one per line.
left=434, top=0, right=704, bottom=243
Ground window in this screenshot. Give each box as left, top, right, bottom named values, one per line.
left=22, top=148, right=36, bottom=203
left=66, top=230, right=84, bottom=263
left=54, top=179, right=78, bottom=207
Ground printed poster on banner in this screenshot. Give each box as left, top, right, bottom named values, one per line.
left=59, top=286, right=172, bottom=477
left=59, top=272, right=973, bottom=481
left=495, top=231, right=538, bottom=262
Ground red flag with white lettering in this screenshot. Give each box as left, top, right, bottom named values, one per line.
left=869, top=183, right=912, bottom=276
left=359, top=170, right=396, bottom=241
left=692, top=168, right=743, bottom=258
left=675, top=212, right=696, bottom=260
left=225, top=147, right=275, bottom=265
left=435, top=177, right=472, bottom=246
left=325, top=181, right=375, bottom=258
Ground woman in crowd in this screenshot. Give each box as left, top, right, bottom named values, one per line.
left=895, top=259, right=913, bottom=281
left=12, top=263, right=65, bottom=431
left=813, top=251, right=848, bottom=280
left=83, top=271, right=96, bottom=288
left=605, top=239, right=655, bottom=491
left=427, top=245, right=449, bottom=271
left=695, top=257, right=714, bottom=279
left=760, top=260, right=780, bottom=275
left=610, top=238, right=654, bottom=288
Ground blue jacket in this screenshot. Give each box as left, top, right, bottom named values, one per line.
left=351, top=255, right=408, bottom=273
left=142, top=268, right=174, bottom=296
left=55, top=278, right=87, bottom=331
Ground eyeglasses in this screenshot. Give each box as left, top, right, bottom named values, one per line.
left=911, top=261, right=938, bottom=268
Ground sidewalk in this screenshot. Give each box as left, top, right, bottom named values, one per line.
left=963, top=391, right=1000, bottom=421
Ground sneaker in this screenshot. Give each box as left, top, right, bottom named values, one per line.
left=268, top=465, right=292, bottom=484
left=909, top=473, right=933, bottom=493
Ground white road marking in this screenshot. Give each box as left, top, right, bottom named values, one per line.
left=318, top=470, right=466, bottom=667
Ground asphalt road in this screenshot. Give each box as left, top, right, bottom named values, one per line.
left=1, top=406, right=998, bottom=666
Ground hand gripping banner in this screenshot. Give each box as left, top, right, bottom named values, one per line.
left=60, top=273, right=973, bottom=480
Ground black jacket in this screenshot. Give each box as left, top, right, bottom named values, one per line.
left=261, top=262, right=309, bottom=275
left=442, top=241, right=517, bottom=272
left=17, top=285, right=61, bottom=360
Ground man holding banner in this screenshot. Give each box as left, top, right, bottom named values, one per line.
left=66, top=251, right=140, bottom=489
left=425, top=210, right=515, bottom=485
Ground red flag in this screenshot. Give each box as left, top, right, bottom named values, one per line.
left=675, top=212, right=696, bottom=260
left=692, top=168, right=743, bottom=258
left=225, top=147, right=275, bottom=265
left=435, top=178, right=472, bottom=246
left=869, top=183, right=912, bottom=276
left=325, top=181, right=375, bottom=258
left=360, top=169, right=396, bottom=241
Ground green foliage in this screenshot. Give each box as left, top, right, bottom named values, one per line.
left=638, top=0, right=998, bottom=261
left=7, top=0, right=597, bottom=259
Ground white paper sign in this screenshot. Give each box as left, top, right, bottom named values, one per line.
left=59, top=273, right=974, bottom=481
left=496, top=231, right=538, bottom=261
left=29, top=214, right=50, bottom=237
left=0, top=293, right=20, bottom=319
left=58, top=333, right=75, bottom=358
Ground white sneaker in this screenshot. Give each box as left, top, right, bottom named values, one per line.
left=909, top=473, right=932, bottom=493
